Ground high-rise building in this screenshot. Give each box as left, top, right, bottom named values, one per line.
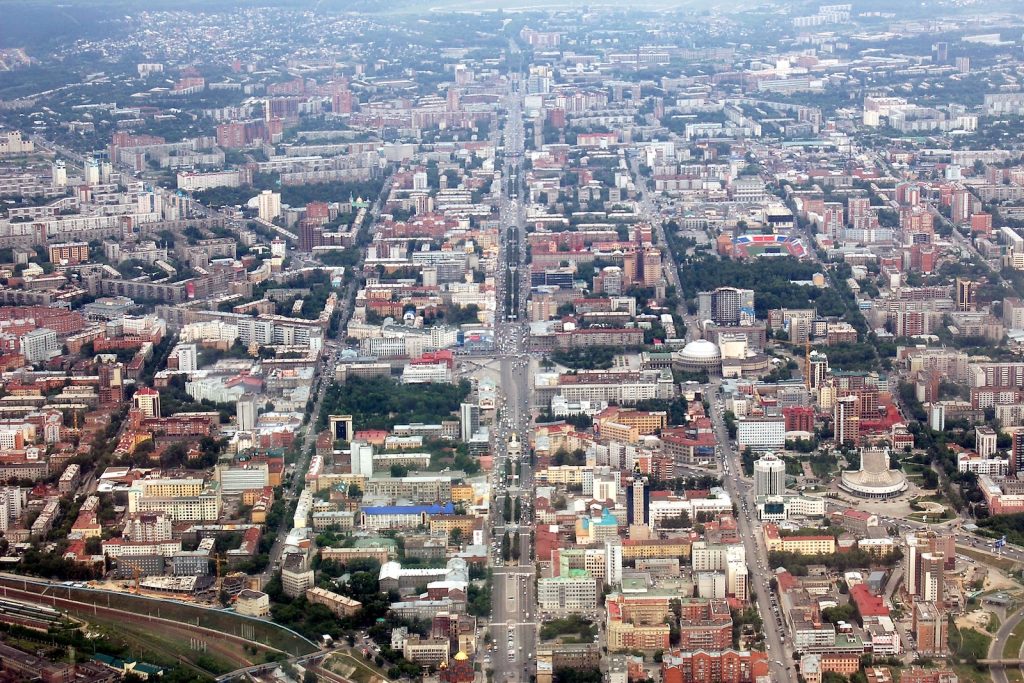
left=52, top=160, right=67, bottom=188
left=913, top=601, right=946, bottom=656
left=783, top=406, right=815, bottom=433
left=753, top=453, right=786, bottom=497
left=237, top=397, right=257, bottom=431
left=84, top=158, right=100, bottom=185
left=808, top=351, right=829, bottom=389
left=904, top=531, right=950, bottom=604
left=20, top=328, right=59, bottom=363
left=132, top=388, right=161, bottom=419
left=299, top=220, right=324, bottom=252
left=173, top=344, right=198, bottom=373
left=956, top=278, right=976, bottom=312
left=98, top=360, right=124, bottom=406
left=834, top=395, right=859, bottom=446
left=976, top=426, right=997, bottom=458
left=459, top=402, right=480, bottom=442
left=641, top=249, right=662, bottom=287
left=919, top=552, right=944, bottom=606
left=351, top=442, right=374, bottom=477
left=258, top=190, right=281, bottom=221
left=626, top=475, right=650, bottom=527
left=604, top=539, right=623, bottom=588
left=709, top=287, right=755, bottom=326
left=929, top=403, right=946, bottom=432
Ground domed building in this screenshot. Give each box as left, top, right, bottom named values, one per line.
left=440, top=651, right=474, bottom=683
left=675, top=339, right=722, bottom=373
left=840, top=447, right=908, bottom=499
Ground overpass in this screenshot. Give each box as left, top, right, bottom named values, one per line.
left=214, top=651, right=329, bottom=682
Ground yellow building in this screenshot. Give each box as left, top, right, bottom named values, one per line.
left=250, top=503, right=267, bottom=525
left=599, top=421, right=640, bottom=444
left=763, top=524, right=835, bottom=555
left=606, top=621, right=670, bottom=652
left=305, top=587, right=362, bottom=617
left=621, top=538, right=691, bottom=560
left=320, top=546, right=393, bottom=565
left=429, top=515, right=476, bottom=537
left=451, top=483, right=474, bottom=504
left=597, top=408, right=668, bottom=436
left=538, top=466, right=586, bottom=486
left=617, top=410, right=668, bottom=434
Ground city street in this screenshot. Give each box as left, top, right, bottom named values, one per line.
left=709, top=383, right=795, bottom=681
left=488, top=80, right=536, bottom=683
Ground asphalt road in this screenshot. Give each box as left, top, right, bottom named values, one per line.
left=708, top=395, right=796, bottom=681
left=488, top=80, right=537, bottom=683
left=990, top=604, right=1024, bottom=683
left=628, top=150, right=794, bottom=678
left=261, top=176, right=393, bottom=585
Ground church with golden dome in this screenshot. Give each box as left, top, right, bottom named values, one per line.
left=439, top=651, right=474, bottom=683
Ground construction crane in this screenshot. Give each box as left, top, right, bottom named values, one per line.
left=212, top=553, right=227, bottom=591
left=131, top=566, right=142, bottom=594
left=805, top=337, right=811, bottom=391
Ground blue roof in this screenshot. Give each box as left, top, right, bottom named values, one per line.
left=596, top=508, right=618, bottom=525
left=362, top=503, right=454, bottom=515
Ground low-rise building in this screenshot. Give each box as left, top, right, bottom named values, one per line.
left=306, top=587, right=362, bottom=617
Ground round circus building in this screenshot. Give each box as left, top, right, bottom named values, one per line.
left=674, top=339, right=722, bottom=373
left=839, top=447, right=908, bottom=500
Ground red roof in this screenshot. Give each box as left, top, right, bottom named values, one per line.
left=850, top=583, right=889, bottom=618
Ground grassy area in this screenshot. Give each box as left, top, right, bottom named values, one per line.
left=539, top=615, right=597, bottom=642
left=950, top=621, right=991, bottom=660
left=1004, top=619, right=1024, bottom=660
left=990, top=612, right=1003, bottom=634
left=953, top=663, right=999, bottom=683
left=325, top=652, right=391, bottom=683
left=81, top=615, right=228, bottom=679
left=958, top=546, right=1023, bottom=573
left=0, top=578, right=315, bottom=657
left=1008, top=669, right=1024, bottom=683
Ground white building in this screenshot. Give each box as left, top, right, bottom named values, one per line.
left=216, top=462, right=269, bottom=494
left=605, top=539, right=623, bottom=587
left=132, top=388, right=161, bottom=419
left=726, top=546, right=748, bottom=600
left=177, top=170, right=242, bottom=192
left=401, top=363, right=452, bottom=384
left=537, top=574, right=599, bottom=613
left=172, top=344, right=198, bottom=373
left=123, top=512, right=173, bottom=542
left=20, top=328, right=59, bottom=363
left=351, top=442, right=374, bottom=477
left=0, top=487, right=25, bottom=531
left=957, top=451, right=1007, bottom=476
left=753, top=452, right=786, bottom=497
left=293, top=489, right=313, bottom=529
left=0, top=131, right=34, bottom=156
left=237, top=397, right=258, bottom=431
left=258, top=190, right=282, bottom=221
left=696, top=572, right=727, bottom=599
left=737, top=417, right=786, bottom=452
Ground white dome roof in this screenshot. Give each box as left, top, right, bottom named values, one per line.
left=681, top=339, right=721, bottom=361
